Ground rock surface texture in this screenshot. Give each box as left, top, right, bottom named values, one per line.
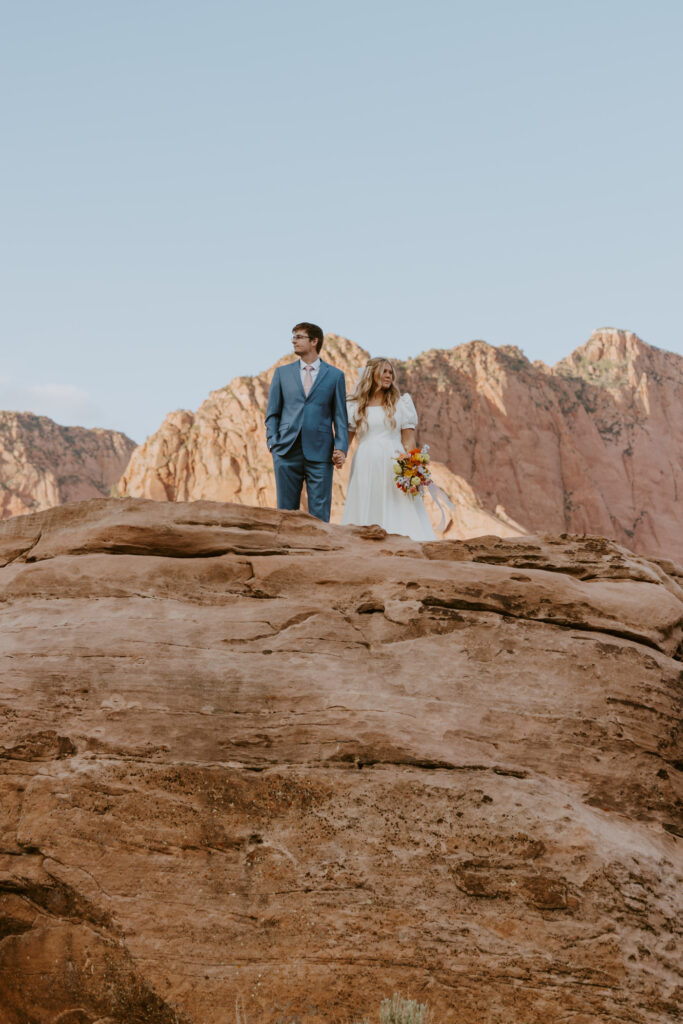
left=0, top=411, right=136, bottom=520
left=0, top=498, right=681, bottom=1024
left=118, top=328, right=683, bottom=563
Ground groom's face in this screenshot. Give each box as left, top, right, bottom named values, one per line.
left=292, top=330, right=318, bottom=363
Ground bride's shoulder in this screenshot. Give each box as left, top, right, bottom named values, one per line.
left=397, top=392, right=418, bottom=426
left=398, top=392, right=417, bottom=411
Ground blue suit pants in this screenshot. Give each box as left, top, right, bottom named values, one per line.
left=272, top=434, right=334, bottom=522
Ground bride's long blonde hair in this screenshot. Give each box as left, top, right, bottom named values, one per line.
left=350, top=357, right=401, bottom=435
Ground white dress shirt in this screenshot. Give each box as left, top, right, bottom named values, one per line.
left=299, top=356, right=321, bottom=390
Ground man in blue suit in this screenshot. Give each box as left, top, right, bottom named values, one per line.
left=265, top=323, right=349, bottom=522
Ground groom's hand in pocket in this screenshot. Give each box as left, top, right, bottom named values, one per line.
left=332, top=449, right=346, bottom=469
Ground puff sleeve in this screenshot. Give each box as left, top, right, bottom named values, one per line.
left=398, top=393, right=418, bottom=430
left=346, top=399, right=358, bottom=430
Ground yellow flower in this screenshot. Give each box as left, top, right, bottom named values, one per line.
left=411, top=476, right=420, bottom=486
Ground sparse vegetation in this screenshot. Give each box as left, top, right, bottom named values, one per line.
left=555, top=353, right=630, bottom=389
left=234, top=992, right=433, bottom=1024
left=379, top=993, right=432, bottom=1024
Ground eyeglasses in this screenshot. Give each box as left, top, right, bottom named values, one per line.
left=292, top=334, right=310, bottom=341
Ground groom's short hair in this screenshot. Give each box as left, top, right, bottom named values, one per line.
left=293, top=322, right=324, bottom=353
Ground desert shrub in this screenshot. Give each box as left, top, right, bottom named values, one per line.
left=234, top=991, right=431, bottom=1023
left=380, top=993, right=432, bottom=1024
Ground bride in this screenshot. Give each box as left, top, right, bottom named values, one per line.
left=341, top=357, right=436, bottom=541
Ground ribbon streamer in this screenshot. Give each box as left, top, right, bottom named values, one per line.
left=427, top=481, right=456, bottom=533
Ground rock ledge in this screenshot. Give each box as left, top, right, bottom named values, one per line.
left=0, top=499, right=681, bottom=1023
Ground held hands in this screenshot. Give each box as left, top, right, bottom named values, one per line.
left=332, top=449, right=346, bottom=469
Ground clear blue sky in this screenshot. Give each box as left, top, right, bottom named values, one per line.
left=1, top=0, right=681, bottom=442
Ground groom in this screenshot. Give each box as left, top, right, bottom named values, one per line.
left=265, top=322, right=348, bottom=522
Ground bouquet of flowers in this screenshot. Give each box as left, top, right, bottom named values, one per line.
left=392, top=445, right=432, bottom=497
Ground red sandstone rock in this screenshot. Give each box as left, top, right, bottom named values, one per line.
left=0, top=498, right=681, bottom=1023
left=117, top=328, right=683, bottom=562
left=0, top=411, right=136, bottom=519
left=400, top=328, right=683, bottom=562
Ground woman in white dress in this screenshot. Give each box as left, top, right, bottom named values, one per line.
left=341, top=357, right=436, bottom=541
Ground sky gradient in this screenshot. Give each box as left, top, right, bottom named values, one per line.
left=1, top=0, right=681, bottom=443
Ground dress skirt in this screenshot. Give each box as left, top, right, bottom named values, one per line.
left=341, top=409, right=435, bottom=541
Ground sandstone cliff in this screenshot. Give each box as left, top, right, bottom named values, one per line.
left=118, top=328, right=683, bottom=563
left=0, top=411, right=136, bottom=519
left=399, top=328, right=683, bottom=562
left=0, top=498, right=681, bottom=1023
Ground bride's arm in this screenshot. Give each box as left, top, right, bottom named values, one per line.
left=345, top=398, right=357, bottom=448
left=399, top=394, right=418, bottom=451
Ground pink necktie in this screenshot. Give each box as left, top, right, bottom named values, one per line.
left=303, top=364, right=313, bottom=396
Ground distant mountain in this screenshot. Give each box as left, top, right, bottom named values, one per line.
left=0, top=412, right=136, bottom=519
left=395, top=327, right=683, bottom=562
left=118, top=327, right=683, bottom=563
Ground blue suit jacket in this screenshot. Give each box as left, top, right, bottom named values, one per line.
left=265, top=360, right=349, bottom=460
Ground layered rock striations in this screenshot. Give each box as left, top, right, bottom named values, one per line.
left=0, top=411, right=136, bottom=519
left=0, top=498, right=681, bottom=1023
left=118, top=329, right=683, bottom=562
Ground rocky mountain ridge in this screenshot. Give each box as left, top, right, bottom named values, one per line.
left=118, top=328, right=683, bottom=562
left=0, top=411, right=136, bottom=519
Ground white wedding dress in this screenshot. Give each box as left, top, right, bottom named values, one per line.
left=341, top=393, right=436, bottom=541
